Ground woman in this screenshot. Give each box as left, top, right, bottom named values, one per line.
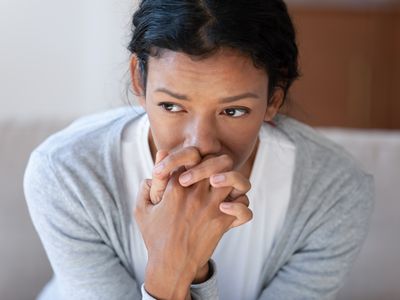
left=24, top=0, right=374, bottom=299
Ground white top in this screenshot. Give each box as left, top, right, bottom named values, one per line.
left=121, top=113, right=296, bottom=300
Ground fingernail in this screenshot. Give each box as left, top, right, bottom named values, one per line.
left=180, top=172, right=192, bottom=184
left=220, top=202, right=232, bottom=210
left=212, top=174, right=225, bottom=184
left=154, top=163, right=164, bottom=174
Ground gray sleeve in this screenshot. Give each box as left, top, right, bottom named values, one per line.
left=23, top=151, right=143, bottom=300
left=190, top=259, right=219, bottom=299
left=258, top=174, right=375, bottom=300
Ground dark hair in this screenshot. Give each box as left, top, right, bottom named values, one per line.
left=127, top=0, right=300, bottom=106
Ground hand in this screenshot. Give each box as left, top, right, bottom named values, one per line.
left=151, top=148, right=253, bottom=229
left=150, top=147, right=202, bottom=205
left=177, top=154, right=253, bottom=229
left=134, top=168, right=235, bottom=299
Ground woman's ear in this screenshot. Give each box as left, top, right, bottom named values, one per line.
left=130, top=55, right=146, bottom=108
left=264, top=87, right=284, bottom=122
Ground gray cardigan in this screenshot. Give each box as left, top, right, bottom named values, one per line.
left=23, top=106, right=374, bottom=300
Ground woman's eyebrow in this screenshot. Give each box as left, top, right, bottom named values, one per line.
left=155, top=88, right=259, bottom=103
left=155, top=88, right=188, bottom=100
left=220, top=92, right=259, bottom=103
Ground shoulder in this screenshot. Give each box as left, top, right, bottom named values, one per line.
left=272, top=113, right=374, bottom=215
left=24, top=106, right=145, bottom=210
left=273, top=113, right=360, bottom=163
left=33, top=106, right=144, bottom=161
left=273, top=113, right=372, bottom=177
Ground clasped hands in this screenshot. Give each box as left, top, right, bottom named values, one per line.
left=134, top=146, right=253, bottom=299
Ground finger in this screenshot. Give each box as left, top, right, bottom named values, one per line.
left=178, top=154, right=233, bottom=187
left=153, top=146, right=202, bottom=180
left=162, top=166, right=186, bottom=206
left=134, top=179, right=153, bottom=216
left=220, top=202, right=253, bottom=229
left=210, top=185, right=234, bottom=206
left=209, top=171, right=251, bottom=199
left=192, top=176, right=213, bottom=197
left=150, top=150, right=169, bottom=204
left=219, top=199, right=253, bottom=229
left=229, top=194, right=250, bottom=207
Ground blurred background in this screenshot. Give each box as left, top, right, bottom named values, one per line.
left=0, top=0, right=399, bottom=299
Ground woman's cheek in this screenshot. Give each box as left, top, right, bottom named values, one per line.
left=154, top=124, right=183, bottom=151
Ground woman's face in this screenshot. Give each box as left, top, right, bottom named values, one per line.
left=131, top=48, right=283, bottom=173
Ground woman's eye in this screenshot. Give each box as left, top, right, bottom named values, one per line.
left=159, top=102, right=183, bottom=112
left=223, top=108, right=249, bottom=117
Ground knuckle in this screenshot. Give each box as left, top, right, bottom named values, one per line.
left=232, top=170, right=251, bottom=187
left=220, top=154, right=234, bottom=169
left=152, top=169, right=164, bottom=179
left=236, top=173, right=250, bottom=187
left=246, top=208, right=253, bottom=222
left=235, top=204, right=246, bottom=218
left=166, top=152, right=178, bottom=165
left=246, top=180, right=252, bottom=191
left=202, top=153, right=217, bottom=161
left=186, top=146, right=201, bottom=159
left=242, top=196, right=250, bottom=207
left=233, top=171, right=251, bottom=190
left=151, top=192, right=161, bottom=204
left=193, top=163, right=209, bottom=177
left=241, top=181, right=251, bottom=193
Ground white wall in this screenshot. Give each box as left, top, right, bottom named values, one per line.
left=0, top=0, right=138, bottom=120
left=1, top=0, right=397, bottom=120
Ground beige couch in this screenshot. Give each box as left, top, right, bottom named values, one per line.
left=1, top=116, right=399, bottom=300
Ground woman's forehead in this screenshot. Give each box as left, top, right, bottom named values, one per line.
left=146, top=49, right=269, bottom=91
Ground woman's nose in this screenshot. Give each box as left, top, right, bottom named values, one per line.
left=183, top=119, right=222, bottom=157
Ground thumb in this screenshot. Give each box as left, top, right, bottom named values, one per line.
left=150, top=149, right=169, bottom=204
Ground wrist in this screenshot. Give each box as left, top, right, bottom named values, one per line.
left=144, top=259, right=194, bottom=299
left=193, top=261, right=211, bottom=284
